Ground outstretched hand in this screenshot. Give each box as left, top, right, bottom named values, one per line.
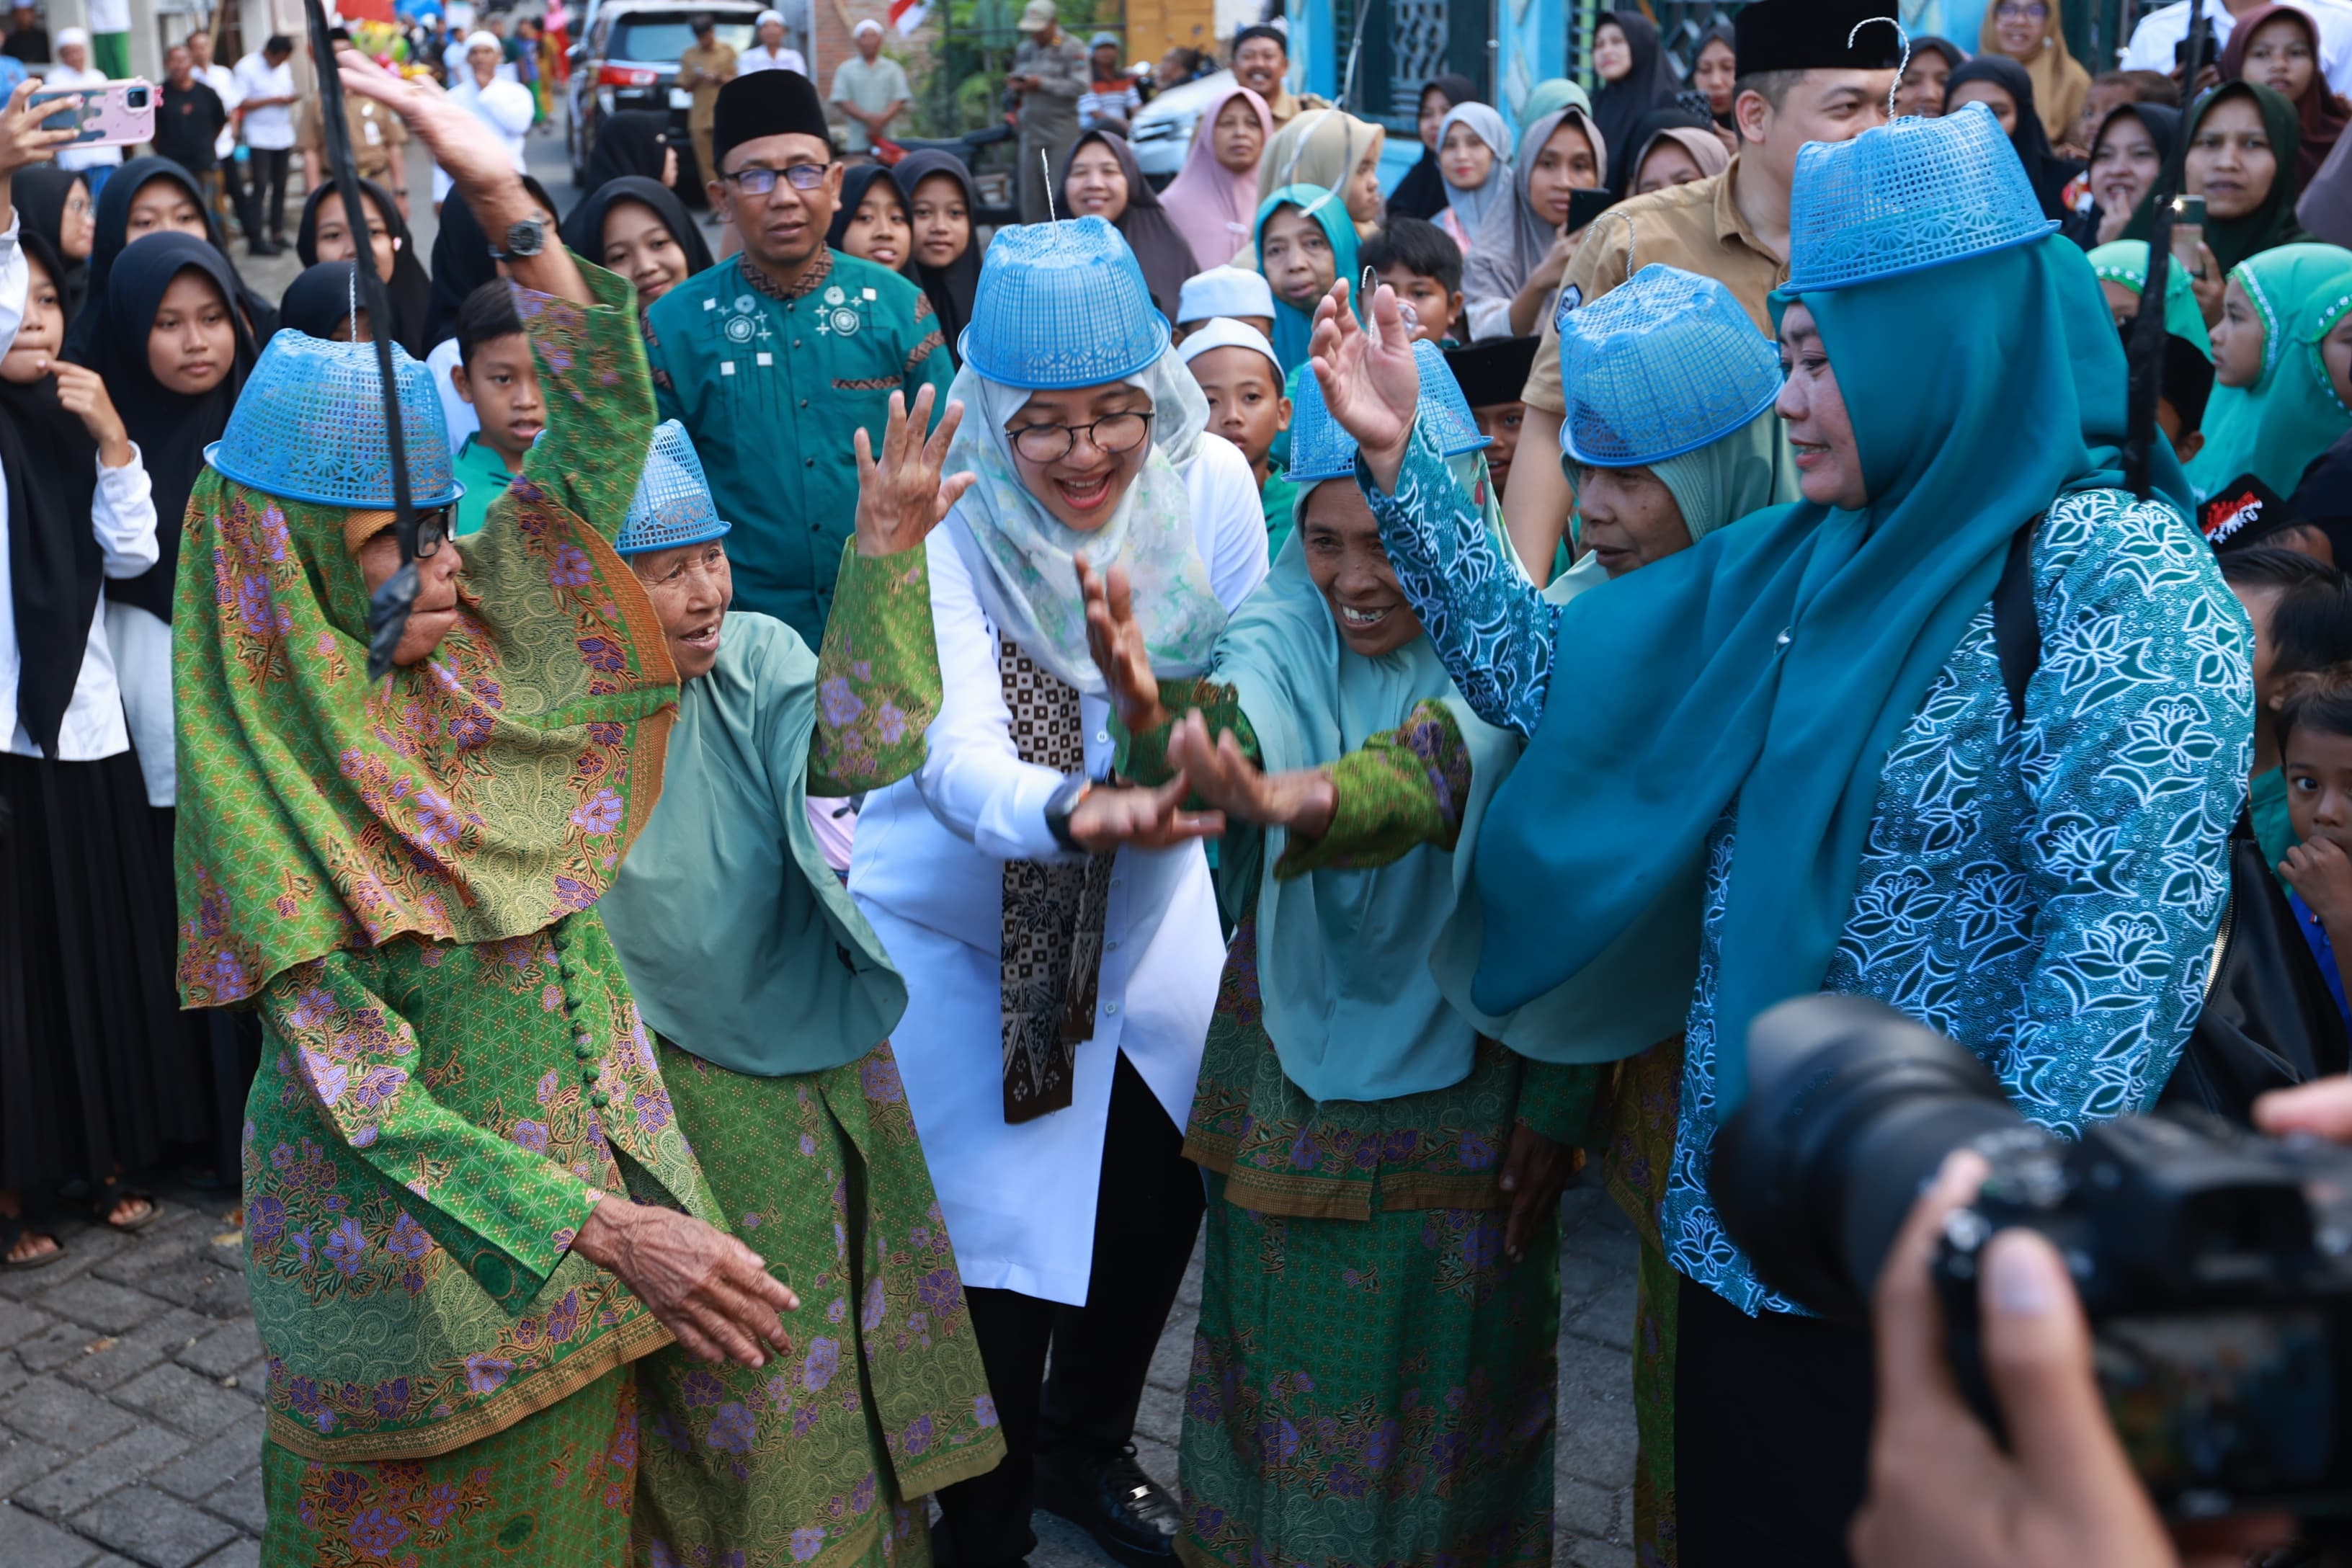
left=1308, top=277, right=1420, bottom=492
left=573, top=1196, right=799, bottom=1368
left=1066, top=772, right=1225, bottom=854
left=1078, top=556, right=1167, bottom=736
left=854, top=385, right=975, bottom=556
left=1164, top=709, right=1335, bottom=837
left=0, top=78, right=79, bottom=184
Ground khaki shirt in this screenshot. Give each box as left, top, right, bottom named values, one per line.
left=1523, top=154, right=1785, bottom=414
left=297, top=94, right=409, bottom=183
left=1264, top=85, right=1332, bottom=132
left=678, top=40, right=738, bottom=130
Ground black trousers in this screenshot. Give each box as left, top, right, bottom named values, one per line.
left=935, top=1051, right=1206, bottom=1568
left=249, top=146, right=290, bottom=236
left=1675, top=1275, right=1876, bottom=1568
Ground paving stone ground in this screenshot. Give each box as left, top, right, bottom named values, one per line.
left=0, top=1172, right=1636, bottom=1568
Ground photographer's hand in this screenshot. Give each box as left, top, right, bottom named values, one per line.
left=1850, top=1152, right=2179, bottom=1568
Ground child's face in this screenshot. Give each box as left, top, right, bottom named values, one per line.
left=1260, top=205, right=1335, bottom=309
left=1377, top=264, right=1459, bottom=344
left=2156, top=395, right=2204, bottom=464
left=2286, top=723, right=2352, bottom=851
left=1473, top=400, right=1525, bottom=499
left=455, top=332, right=545, bottom=463
left=1187, top=344, right=1290, bottom=473
left=2324, top=313, right=2352, bottom=409
left=2212, top=279, right=2266, bottom=388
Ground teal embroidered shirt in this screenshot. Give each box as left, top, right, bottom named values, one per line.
left=450, top=433, right=520, bottom=538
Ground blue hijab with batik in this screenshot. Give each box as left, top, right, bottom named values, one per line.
left=1469, top=227, right=2192, bottom=1106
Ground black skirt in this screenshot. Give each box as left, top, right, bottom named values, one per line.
left=0, top=748, right=205, bottom=1200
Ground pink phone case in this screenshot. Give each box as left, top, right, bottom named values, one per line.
left=29, top=79, right=156, bottom=147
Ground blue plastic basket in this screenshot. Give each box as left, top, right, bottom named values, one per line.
left=616, top=420, right=733, bottom=556
left=205, top=332, right=461, bottom=509
left=1414, top=339, right=1490, bottom=458
left=1558, top=264, right=1784, bottom=468
left=1290, top=341, right=1489, bottom=483
left=958, top=215, right=1171, bottom=389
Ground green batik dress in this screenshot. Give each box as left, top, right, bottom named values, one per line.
left=1123, top=684, right=1594, bottom=1568
left=609, top=557, right=1007, bottom=1568
left=172, top=262, right=715, bottom=1567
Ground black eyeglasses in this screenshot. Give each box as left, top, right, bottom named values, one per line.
left=721, top=162, right=830, bottom=195
left=1007, top=411, right=1154, bottom=463
left=410, top=509, right=453, bottom=558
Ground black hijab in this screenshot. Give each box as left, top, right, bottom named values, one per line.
left=1059, top=130, right=1199, bottom=321
left=3, top=231, right=102, bottom=757
left=561, top=175, right=715, bottom=290
left=14, top=167, right=86, bottom=325
left=427, top=174, right=559, bottom=345
left=1696, top=22, right=1740, bottom=128
left=891, top=150, right=981, bottom=366
left=74, top=233, right=257, bottom=622
left=2072, top=101, right=2183, bottom=246
left=579, top=111, right=674, bottom=195
left=824, top=163, right=909, bottom=267
left=1944, top=55, right=2085, bottom=221
left=1390, top=74, right=1479, bottom=220
left=68, top=156, right=277, bottom=359
left=1591, top=12, right=1680, bottom=197
left=295, top=177, right=432, bottom=357
left=279, top=261, right=365, bottom=340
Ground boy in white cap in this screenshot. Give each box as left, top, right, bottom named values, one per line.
left=830, top=17, right=909, bottom=161
left=740, top=7, right=807, bottom=74
left=1180, top=317, right=1295, bottom=546
left=1173, top=264, right=1275, bottom=344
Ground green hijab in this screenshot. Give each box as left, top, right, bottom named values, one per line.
left=2186, top=241, right=2352, bottom=498
left=2152, top=82, right=2307, bottom=276
left=2088, top=239, right=2215, bottom=359
left=1255, top=184, right=1360, bottom=375
left=601, top=612, right=905, bottom=1077
left=1518, top=78, right=1592, bottom=139
left=1470, top=234, right=2191, bottom=1102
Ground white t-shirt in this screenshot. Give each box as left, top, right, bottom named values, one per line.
left=233, top=53, right=297, bottom=149
left=197, top=61, right=240, bottom=159
left=86, top=0, right=130, bottom=32
left=2122, top=0, right=2352, bottom=96
left=739, top=44, right=807, bottom=74
left=436, top=75, right=534, bottom=200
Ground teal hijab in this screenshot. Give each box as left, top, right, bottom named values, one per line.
left=2087, top=239, right=2215, bottom=360
left=1518, top=78, right=1591, bottom=139
left=2185, top=242, right=2352, bottom=498
left=1470, top=234, right=2192, bottom=1106
left=1255, top=184, right=1360, bottom=375
left=601, top=613, right=906, bottom=1077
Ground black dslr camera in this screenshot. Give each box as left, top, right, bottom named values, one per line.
left=1711, top=995, right=2352, bottom=1518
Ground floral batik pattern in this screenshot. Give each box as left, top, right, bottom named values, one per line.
left=811, top=543, right=944, bottom=796
left=633, top=1041, right=1004, bottom=1568
left=259, top=1366, right=641, bottom=1568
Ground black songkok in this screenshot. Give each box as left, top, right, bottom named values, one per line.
left=1732, top=0, right=1907, bottom=76
left=710, top=70, right=833, bottom=174
left=1444, top=336, right=1540, bottom=409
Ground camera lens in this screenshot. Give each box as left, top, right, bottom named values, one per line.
left=126, top=88, right=148, bottom=108
left=1710, top=995, right=2034, bottom=1321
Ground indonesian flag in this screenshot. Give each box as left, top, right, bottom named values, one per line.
left=889, top=0, right=927, bottom=34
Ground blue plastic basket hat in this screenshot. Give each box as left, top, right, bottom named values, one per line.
left=958, top=215, right=1170, bottom=389
left=1557, top=264, right=1784, bottom=467
left=205, top=331, right=461, bottom=509
left=616, top=420, right=734, bottom=556
left=1412, top=338, right=1489, bottom=458
left=1781, top=102, right=2058, bottom=295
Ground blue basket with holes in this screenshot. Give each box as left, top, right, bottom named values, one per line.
left=1290, top=341, right=1490, bottom=484
left=616, top=420, right=732, bottom=556
left=958, top=216, right=1170, bottom=389
left=206, top=332, right=462, bottom=509
left=1558, top=264, right=1784, bottom=468
left=1414, top=339, right=1489, bottom=458
left=1781, top=102, right=2058, bottom=295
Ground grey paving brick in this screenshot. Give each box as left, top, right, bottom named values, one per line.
left=1560, top=1269, right=1637, bottom=1355
left=57, top=1309, right=213, bottom=1394
left=1565, top=1538, right=1636, bottom=1568
left=31, top=1278, right=162, bottom=1338
left=0, top=1295, right=56, bottom=1342
left=0, top=1500, right=104, bottom=1568
left=71, top=1484, right=238, bottom=1568
left=1, top=1377, right=138, bottom=1449
left=193, top=1542, right=259, bottom=1568
left=1132, top=1432, right=1178, bottom=1492
left=197, top=1468, right=264, bottom=1538
left=0, top=1434, right=68, bottom=1498
left=172, top=1323, right=259, bottom=1384
left=15, top=1319, right=111, bottom=1375
left=0, top=1348, right=35, bottom=1398
left=119, top=1260, right=249, bottom=1324
left=146, top=1418, right=264, bottom=1505
left=1554, top=1475, right=1626, bottom=1543
left=110, top=1366, right=257, bottom=1440
left=16, top=1424, right=192, bottom=1518
left=89, top=1239, right=203, bottom=1291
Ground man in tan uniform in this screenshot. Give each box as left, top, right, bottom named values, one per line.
left=1010, top=0, right=1089, bottom=223
left=1502, top=0, right=1902, bottom=577
left=1229, top=24, right=1327, bottom=133
left=298, top=81, right=411, bottom=208
left=677, top=14, right=739, bottom=193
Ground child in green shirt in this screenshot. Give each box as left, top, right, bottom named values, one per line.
left=1180, top=318, right=1296, bottom=553
left=448, top=280, right=545, bottom=536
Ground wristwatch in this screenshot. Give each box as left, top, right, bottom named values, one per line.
left=490, top=217, right=546, bottom=262
left=1043, top=773, right=1093, bottom=853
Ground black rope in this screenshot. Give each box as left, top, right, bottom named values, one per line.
left=2124, top=0, right=2208, bottom=501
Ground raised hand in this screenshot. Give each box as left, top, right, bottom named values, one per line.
left=1308, top=277, right=1420, bottom=491
left=853, top=384, right=976, bottom=557
left=1078, top=556, right=1166, bottom=736
left=1066, top=772, right=1225, bottom=853
left=1164, top=708, right=1335, bottom=837
left=572, top=1196, right=799, bottom=1367
left=50, top=362, right=129, bottom=467
left=0, top=77, right=79, bottom=182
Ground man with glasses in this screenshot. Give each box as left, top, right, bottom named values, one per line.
left=2122, top=0, right=2352, bottom=94
left=644, top=68, right=954, bottom=646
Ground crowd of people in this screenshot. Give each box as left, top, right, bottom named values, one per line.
left=6, top=1, right=2352, bottom=1567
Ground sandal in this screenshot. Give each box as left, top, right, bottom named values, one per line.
left=79, top=1180, right=161, bottom=1234
left=0, top=1212, right=65, bottom=1270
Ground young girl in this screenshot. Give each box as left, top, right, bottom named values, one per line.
left=894, top=150, right=981, bottom=364
left=1433, top=100, right=1513, bottom=257
left=559, top=174, right=712, bottom=311
left=2187, top=241, right=2352, bottom=498
left=829, top=164, right=911, bottom=272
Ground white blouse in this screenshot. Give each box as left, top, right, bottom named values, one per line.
left=850, top=436, right=1269, bottom=1306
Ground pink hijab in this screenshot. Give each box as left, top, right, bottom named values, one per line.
left=1161, top=85, right=1272, bottom=270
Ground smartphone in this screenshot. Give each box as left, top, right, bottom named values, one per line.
left=29, top=79, right=155, bottom=147
left=2170, top=192, right=2207, bottom=277
left=1567, top=185, right=1616, bottom=234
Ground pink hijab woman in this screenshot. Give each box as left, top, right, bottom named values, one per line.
left=1161, top=84, right=1272, bottom=269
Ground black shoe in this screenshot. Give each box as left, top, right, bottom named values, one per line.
left=247, top=239, right=280, bottom=257
left=1034, top=1444, right=1179, bottom=1565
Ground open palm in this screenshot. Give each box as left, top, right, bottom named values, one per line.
left=1308, top=277, right=1420, bottom=463
left=854, top=384, right=976, bottom=556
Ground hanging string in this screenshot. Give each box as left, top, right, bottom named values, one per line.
left=1846, top=16, right=1912, bottom=122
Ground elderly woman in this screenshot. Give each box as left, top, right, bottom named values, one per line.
left=1321, top=104, right=2248, bottom=1563
left=845, top=215, right=1268, bottom=1567
left=598, top=409, right=1007, bottom=1565
left=1077, top=344, right=1593, bottom=1568
left=176, top=56, right=790, bottom=1563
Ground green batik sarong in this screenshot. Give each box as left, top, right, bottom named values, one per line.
left=633, top=1040, right=1007, bottom=1568
left=260, top=1365, right=640, bottom=1567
